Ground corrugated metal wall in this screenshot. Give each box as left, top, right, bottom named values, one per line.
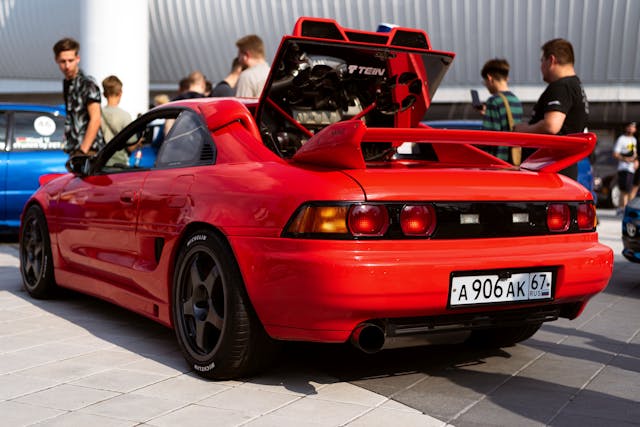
left=146, top=0, right=640, bottom=87
left=1, top=0, right=639, bottom=97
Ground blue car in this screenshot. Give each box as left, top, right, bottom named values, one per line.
left=0, top=103, right=67, bottom=232
left=126, top=118, right=165, bottom=169
left=622, top=197, right=640, bottom=262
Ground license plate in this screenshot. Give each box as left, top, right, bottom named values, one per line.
left=450, top=270, right=553, bottom=307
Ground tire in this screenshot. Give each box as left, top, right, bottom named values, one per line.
left=465, top=323, right=542, bottom=348
left=610, top=182, right=621, bottom=209
left=172, top=229, right=277, bottom=379
left=20, top=205, right=57, bottom=299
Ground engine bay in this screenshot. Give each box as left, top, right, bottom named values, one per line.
left=257, top=39, right=452, bottom=159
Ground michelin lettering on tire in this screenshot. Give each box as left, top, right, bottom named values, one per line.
left=187, top=234, right=207, bottom=247
left=194, top=361, right=216, bottom=372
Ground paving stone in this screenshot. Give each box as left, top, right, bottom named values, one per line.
left=79, top=393, right=186, bottom=423
left=559, top=390, right=640, bottom=425
left=306, top=381, right=388, bottom=407
left=347, top=406, right=446, bottom=426
left=0, top=373, right=59, bottom=400
left=0, top=400, right=64, bottom=426
left=31, top=411, right=133, bottom=427
left=198, top=386, right=300, bottom=416
left=146, top=404, right=252, bottom=426
left=519, top=352, right=606, bottom=389
left=13, top=383, right=120, bottom=411
left=132, top=372, right=232, bottom=402
left=585, top=364, right=640, bottom=399
left=70, top=368, right=170, bottom=393
left=251, top=397, right=370, bottom=426
left=12, top=358, right=108, bottom=383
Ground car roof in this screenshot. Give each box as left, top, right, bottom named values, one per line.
left=0, top=102, right=66, bottom=116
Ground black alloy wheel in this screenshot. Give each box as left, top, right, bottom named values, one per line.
left=172, top=229, right=277, bottom=379
left=20, top=205, right=56, bottom=299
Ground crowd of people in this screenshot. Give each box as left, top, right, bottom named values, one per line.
left=474, top=39, right=638, bottom=213
left=476, top=38, right=589, bottom=183
left=54, top=32, right=633, bottom=212
left=52, top=33, right=270, bottom=166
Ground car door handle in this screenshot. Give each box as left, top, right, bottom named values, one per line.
left=120, top=191, right=137, bottom=204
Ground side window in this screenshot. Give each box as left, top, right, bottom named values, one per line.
left=155, top=110, right=214, bottom=169
left=96, top=111, right=172, bottom=174
left=0, top=112, right=6, bottom=151
left=99, top=119, right=153, bottom=173
left=11, top=112, right=65, bottom=151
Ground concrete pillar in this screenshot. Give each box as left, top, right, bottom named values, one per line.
left=80, top=0, right=149, bottom=117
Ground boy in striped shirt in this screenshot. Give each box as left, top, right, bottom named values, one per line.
left=480, top=58, right=523, bottom=165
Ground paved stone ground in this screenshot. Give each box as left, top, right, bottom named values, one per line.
left=297, top=208, right=640, bottom=426
left=0, top=209, right=637, bottom=426
left=0, top=240, right=442, bottom=426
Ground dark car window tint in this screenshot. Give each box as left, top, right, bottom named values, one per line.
left=0, top=112, right=6, bottom=151
left=12, top=112, right=65, bottom=151
left=156, top=110, right=213, bottom=168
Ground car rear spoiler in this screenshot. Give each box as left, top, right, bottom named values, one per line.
left=292, top=120, right=596, bottom=172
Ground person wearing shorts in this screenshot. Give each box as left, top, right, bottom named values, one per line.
left=613, top=122, right=637, bottom=213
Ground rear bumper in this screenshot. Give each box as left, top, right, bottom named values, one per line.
left=230, top=233, right=613, bottom=343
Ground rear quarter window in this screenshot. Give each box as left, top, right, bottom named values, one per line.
left=155, top=110, right=215, bottom=168
left=11, top=111, right=65, bottom=151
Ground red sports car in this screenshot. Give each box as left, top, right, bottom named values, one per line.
left=20, top=18, right=613, bottom=379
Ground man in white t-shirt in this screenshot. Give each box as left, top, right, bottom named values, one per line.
left=613, top=121, right=638, bottom=213
left=235, top=34, right=270, bottom=98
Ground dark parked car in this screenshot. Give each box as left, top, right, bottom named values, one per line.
left=593, top=145, right=619, bottom=208
left=622, top=196, right=640, bottom=262
left=0, top=103, right=67, bottom=232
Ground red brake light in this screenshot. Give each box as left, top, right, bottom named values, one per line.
left=547, top=204, right=570, bottom=232
left=348, top=204, right=389, bottom=236
left=577, top=203, right=597, bottom=230
left=400, top=205, right=436, bottom=236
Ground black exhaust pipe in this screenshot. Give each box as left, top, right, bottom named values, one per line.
left=350, top=322, right=386, bottom=354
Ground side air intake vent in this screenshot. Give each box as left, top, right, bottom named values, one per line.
left=199, top=143, right=215, bottom=163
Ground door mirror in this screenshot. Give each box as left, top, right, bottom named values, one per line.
left=65, top=155, right=92, bottom=176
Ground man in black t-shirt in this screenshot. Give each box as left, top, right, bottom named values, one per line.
left=172, top=71, right=207, bottom=101
left=211, top=57, right=245, bottom=97
left=514, top=38, right=589, bottom=180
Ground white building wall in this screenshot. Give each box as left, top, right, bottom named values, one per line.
left=1, top=0, right=639, bottom=104
left=81, top=0, right=149, bottom=116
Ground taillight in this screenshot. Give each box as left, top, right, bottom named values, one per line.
left=400, top=204, right=436, bottom=236
left=547, top=203, right=570, bottom=232
left=577, top=203, right=597, bottom=230
left=286, top=206, right=349, bottom=234
left=348, top=204, right=389, bottom=236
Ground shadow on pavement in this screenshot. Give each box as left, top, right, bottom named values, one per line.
left=275, top=334, right=639, bottom=425
left=2, top=229, right=637, bottom=425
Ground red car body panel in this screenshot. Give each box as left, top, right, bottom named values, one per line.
left=232, top=233, right=610, bottom=342
left=23, top=17, right=613, bottom=352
